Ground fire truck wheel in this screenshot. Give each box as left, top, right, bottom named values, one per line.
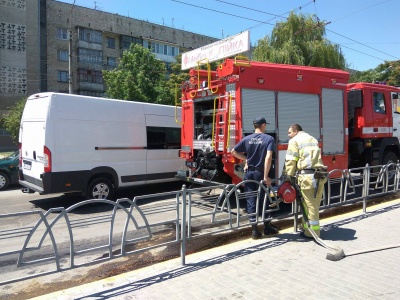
left=86, top=177, right=115, bottom=200
left=382, top=151, right=398, bottom=166
left=382, top=152, right=398, bottom=179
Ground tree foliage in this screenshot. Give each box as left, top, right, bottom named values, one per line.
left=164, top=54, right=221, bottom=105
left=349, top=61, right=400, bottom=86
left=0, top=98, right=26, bottom=144
left=164, top=53, right=190, bottom=105
left=103, top=44, right=169, bottom=104
left=253, top=12, right=346, bottom=70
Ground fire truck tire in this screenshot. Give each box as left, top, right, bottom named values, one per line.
left=382, top=152, right=398, bottom=179
left=382, top=151, right=398, bottom=166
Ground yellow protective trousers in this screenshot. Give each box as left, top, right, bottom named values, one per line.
left=300, top=187, right=324, bottom=238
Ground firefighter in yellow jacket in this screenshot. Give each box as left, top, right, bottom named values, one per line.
left=283, top=124, right=327, bottom=238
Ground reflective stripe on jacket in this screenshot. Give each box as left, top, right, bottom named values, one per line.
left=284, top=131, right=325, bottom=187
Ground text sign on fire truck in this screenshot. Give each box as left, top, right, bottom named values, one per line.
left=181, top=31, right=250, bottom=70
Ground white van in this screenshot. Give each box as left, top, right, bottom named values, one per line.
left=19, top=92, right=182, bottom=199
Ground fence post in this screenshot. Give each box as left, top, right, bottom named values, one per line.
left=293, top=199, right=299, bottom=233
left=362, top=165, right=369, bottom=214
left=180, top=184, right=187, bottom=265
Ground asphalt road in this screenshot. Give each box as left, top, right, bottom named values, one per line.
left=0, top=180, right=187, bottom=213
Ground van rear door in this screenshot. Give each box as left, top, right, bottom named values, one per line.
left=19, top=94, right=50, bottom=192
left=20, top=121, right=46, bottom=186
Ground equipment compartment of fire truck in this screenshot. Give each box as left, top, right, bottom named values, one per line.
left=177, top=57, right=400, bottom=186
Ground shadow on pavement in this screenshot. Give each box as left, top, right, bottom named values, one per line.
left=29, top=181, right=186, bottom=213
left=74, top=238, right=291, bottom=299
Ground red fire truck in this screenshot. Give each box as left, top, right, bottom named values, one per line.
left=176, top=57, right=400, bottom=185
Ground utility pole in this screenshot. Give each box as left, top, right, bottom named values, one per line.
left=68, top=27, right=73, bottom=94
left=68, top=0, right=76, bottom=94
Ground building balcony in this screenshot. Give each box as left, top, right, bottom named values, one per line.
left=76, top=40, right=102, bottom=51
left=76, top=61, right=104, bottom=71
left=78, top=82, right=104, bottom=92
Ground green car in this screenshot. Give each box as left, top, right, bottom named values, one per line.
left=0, top=151, right=19, bottom=190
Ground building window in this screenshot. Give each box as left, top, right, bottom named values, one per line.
left=57, top=49, right=68, bottom=61
left=79, top=90, right=104, bottom=97
left=107, top=57, right=117, bottom=67
left=0, top=128, right=11, bottom=136
left=78, top=69, right=103, bottom=84
left=77, top=48, right=103, bottom=64
left=107, top=37, right=115, bottom=49
left=57, top=71, right=69, bottom=82
left=77, top=27, right=102, bottom=44
left=120, top=35, right=143, bottom=50
left=143, top=40, right=179, bottom=57
left=57, top=28, right=68, bottom=40
left=165, top=62, right=172, bottom=74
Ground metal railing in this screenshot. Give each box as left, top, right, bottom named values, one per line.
left=0, top=163, right=399, bottom=285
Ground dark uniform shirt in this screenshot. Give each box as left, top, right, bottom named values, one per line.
left=233, top=133, right=275, bottom=169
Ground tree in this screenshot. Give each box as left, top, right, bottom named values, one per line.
left=253, top=12, right=346, bottom=70
left=163, top=54, right=222, bottom=106
left=349, top=61, right=400, bottom=85
left=0, top=98, right=26, bottom=144
left=103, top=44, right=168, bottom=104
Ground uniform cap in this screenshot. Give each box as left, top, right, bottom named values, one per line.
left=253, top=117, right=269, bottom=125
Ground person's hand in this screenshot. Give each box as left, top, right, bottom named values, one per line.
left=263, top=176, right=271, bottom=186
left=244, top=160, right=248, bottom=172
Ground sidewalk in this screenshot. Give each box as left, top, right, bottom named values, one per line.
left=29, top=199, right=400, bottom=299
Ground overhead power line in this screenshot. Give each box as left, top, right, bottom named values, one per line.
left=171, top=0, right=276, bottom=27
left=171, top=0, right=398, bottom=64
left=329, top=0, right=392, bottom=23
left=326, top=28, right=399, bottom=60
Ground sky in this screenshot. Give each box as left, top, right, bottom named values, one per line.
left=58, top=0, right=400, bottom=71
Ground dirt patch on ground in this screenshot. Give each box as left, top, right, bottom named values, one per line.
left=1, top=194, right=398, bottom=300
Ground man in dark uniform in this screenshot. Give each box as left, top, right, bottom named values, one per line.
left=232, top=117, right=279, bottom=239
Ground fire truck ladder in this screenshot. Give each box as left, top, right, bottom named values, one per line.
left=212, top=94, right=233, bottom=154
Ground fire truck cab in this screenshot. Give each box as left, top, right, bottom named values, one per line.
left=347, top=82, right=400, bottom=168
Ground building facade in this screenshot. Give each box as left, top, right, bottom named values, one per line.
left=0, top=0, right=218, bottom=150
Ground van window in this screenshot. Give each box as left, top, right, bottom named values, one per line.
left=147, top=127, right=180, bottom=149
left=373, top=92, right=386, bottom=114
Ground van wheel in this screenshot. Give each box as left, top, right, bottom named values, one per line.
left=86, top=178, right=114, bottom=200
left=0, top=172, right=10, bottom=190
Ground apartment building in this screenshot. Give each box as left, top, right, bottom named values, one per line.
left=0, top=0, right=218, bottom=149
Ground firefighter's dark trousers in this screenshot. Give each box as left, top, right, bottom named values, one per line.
left=244, top=170, right=271, bottom=223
